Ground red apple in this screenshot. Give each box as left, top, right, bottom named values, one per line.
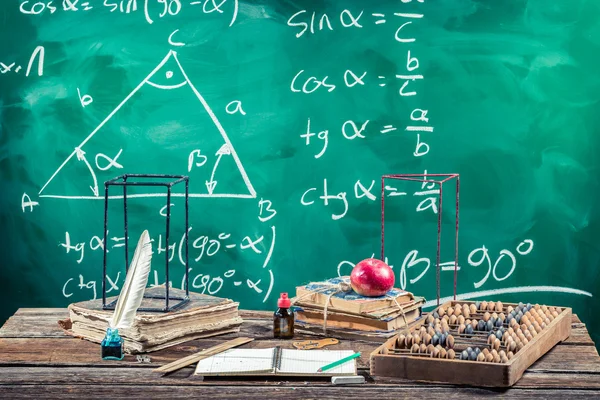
left=350, top=258, right=395, bottom=297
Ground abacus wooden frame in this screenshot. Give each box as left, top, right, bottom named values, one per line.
left=370, top=300, right=572, bottom=387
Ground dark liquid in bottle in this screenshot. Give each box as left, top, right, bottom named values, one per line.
left=273, top=307, right=294, bottom=339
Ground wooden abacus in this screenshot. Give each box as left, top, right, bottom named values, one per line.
left=370, top=300, right=572, bottom=387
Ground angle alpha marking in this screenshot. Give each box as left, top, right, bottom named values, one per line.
left=39, top=50, right=256, bottom=199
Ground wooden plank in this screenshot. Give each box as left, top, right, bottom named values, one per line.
left=0, top=385, right=599, bottom=399
left=1, top=367, right=599, bottom=389
left=529, top=344, right=600, bottom=372
left=1, top=309, right=595, bottom=345
left=0, top=336, right=597, bottom=374
left=0, top=337, right=379, bottom=369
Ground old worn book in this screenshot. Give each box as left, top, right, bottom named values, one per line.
left=294, top=298, right=423, bottom=332
left=194, top=347, right=357, bottom=377
left=295, top=277, right=414, bottom=314
left=62, top=286, right=242, bottom=353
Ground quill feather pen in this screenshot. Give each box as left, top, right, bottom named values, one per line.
left=109, top=230, right=153, bottom=330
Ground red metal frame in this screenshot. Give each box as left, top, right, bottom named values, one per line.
left=381, top=174, right=460, bottom=306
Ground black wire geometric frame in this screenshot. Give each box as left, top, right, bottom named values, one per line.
left=102, top=174, right=190, bottom=312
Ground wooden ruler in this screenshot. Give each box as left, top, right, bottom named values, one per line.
left=292, top=338, right=339, bottom=350
left=154, top=337, right=254, bottom=374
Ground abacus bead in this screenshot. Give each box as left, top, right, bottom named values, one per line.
left=468, top=351, right=477, bottom=361
left=424, top=333, right=432, bottom=345
left=458, top=315, right=466, bottom=325
left=477, top=353, right=486, bottom=362
left=486, top=320, right=494, bottom=331
left=432, top=334, right=440, bottom=346
left=461, top=350, right=469, bottom=360
left=420, top=343, right=427, bottom=353
left=411, top=344, right=420, bottom=353
left=507, top=351, right=514, bottom=359
left=447, top=335, right=455, bottom=349
left=495, top=318, right=503, bottom=328
left=488, top=334, right=496, bottom=345
left=483, top=312, right=491, bottom=322
left=488, top=302, right=496, bottom=312
left=447, top=349, right=456, bottom=359
left=440, top=333, right=447, bottom=347
left=465, top=324, right=474, bottom=336
left=478, top=320, right=486, bottom=331
left=494, top=338, right=501, bottom=351
left=427, top=344, right=435, bottom=353
left=485, top=353, right=494, bottom=362
left=501, top=355, right=509, bottom=363
left=397, top=334, right=406, bottom=348
left=480, top=301, right=488, bottom=311
left=439, top=348, right=447, bottom=359
left=450, top=315, right=458, bottom=325
left=439, top=307, right=446, bottom=317
left=469, top=304, right=477, bottom=314
left=413, top=333, right=421, bottom=345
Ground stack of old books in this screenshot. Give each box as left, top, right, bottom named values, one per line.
left=60, top=285, right=242, bottom=353
left=293, top=277, right=424, bottom=341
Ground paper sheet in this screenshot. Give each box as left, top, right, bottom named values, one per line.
left=277, top=349, right=356, bottom=375
left=194, top=348, right=274, bottom=375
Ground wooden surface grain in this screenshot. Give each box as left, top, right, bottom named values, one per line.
left=0, top=308, right=599, bottom=399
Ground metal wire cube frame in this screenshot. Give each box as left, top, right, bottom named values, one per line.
left=381, top=174, right=460, bottom=306
left=102, top=174, right=190, bottom=312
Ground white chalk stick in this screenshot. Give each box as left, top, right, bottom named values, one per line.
left=331, top=375, right=365, bottom=385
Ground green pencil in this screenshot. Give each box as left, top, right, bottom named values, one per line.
left=317, top=352, right=361, bottom=373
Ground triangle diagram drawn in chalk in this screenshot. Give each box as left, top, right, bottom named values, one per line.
left=38, top=50, right=256, bottom=200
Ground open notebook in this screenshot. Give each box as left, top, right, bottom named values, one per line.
left=194, top=347, right=357, bottom=377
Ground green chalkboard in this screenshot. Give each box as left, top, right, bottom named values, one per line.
left=1, top=0, right=600, bottom=347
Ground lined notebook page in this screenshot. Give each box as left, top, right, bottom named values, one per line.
left=277, top=349, right=356, bottom=375
left=195, top=348, right=275, bottom=375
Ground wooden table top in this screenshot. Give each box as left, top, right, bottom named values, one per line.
left=0, top=308, right=599, bottom=399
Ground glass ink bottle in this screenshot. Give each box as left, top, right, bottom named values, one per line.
left=101, top=328, right=124, bottom=360
left=274, top=293, right=294, bottom=339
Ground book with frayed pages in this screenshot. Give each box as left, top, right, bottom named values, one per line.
left=59, top=285, right=242, bottom=354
